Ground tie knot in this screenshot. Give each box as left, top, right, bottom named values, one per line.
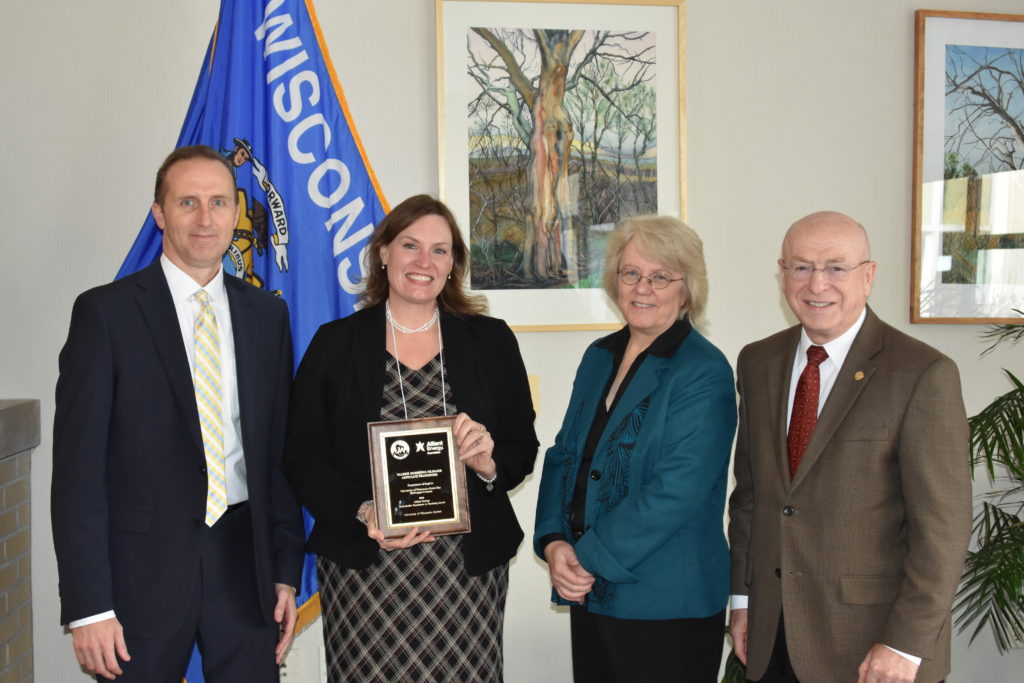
left=194, top=289, right=212, bottom=306
left=806, top=345, right=828, bottom=366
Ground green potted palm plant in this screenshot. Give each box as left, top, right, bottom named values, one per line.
left=954, top=312, right=1024, bottom=652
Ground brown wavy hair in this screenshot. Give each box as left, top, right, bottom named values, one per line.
left=361, top=195, right=488, bottom=316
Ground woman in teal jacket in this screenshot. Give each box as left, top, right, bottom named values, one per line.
left=535, top=216, right=737, bottom=682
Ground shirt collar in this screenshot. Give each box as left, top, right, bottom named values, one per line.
left=160, top=254, right=227, bottom=304
left=597, top=316, right=693, bottom=358
left=798, top=307, right=866, bottom=367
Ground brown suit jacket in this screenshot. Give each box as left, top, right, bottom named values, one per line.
left=728, top=308, right=972, bottom=682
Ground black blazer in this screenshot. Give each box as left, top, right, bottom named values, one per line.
left=284, top=302, right=539, bottom=575
left=51, top=261, right=306, bottom=636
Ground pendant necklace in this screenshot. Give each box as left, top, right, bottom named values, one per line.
left=386, top=301, right=448, bottom=420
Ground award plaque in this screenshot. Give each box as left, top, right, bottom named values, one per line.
left=367, top=415, right=471, bottom=538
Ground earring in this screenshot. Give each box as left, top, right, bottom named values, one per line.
left=447, top=273, right=452, bottom=280
left=381, top=264, right=386, bottom=270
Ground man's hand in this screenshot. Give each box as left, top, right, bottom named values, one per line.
left=273, top=584, right=298, bottom=664
left=729, top=608, right=749, bottom=665
left=71, top=617, right=130, bottom=679
left=543, top=540, right=595, bottom=604
left=857, top=643, right=919, bottom=683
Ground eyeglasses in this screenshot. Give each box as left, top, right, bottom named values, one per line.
left=780, top=260, right=871, bottom=281
left=618, top=268, right=686, bottom=289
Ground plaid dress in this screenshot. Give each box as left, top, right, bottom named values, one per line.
left=317, top=353, right=509, bottom=682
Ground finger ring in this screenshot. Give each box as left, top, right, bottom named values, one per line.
left=477, top=425, right=486, bottom=433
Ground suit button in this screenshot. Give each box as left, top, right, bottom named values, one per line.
left=590, top=470, right=601, bottom=481
left=782, top=505, right=795, bottom=516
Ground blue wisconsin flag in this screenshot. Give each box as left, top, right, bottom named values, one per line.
left=116, top=1, right=388, bottom=678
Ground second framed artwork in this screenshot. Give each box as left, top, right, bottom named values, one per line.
left=912, top=10, right=1024, bottom=323
left=436, top=0, right=685, bottom=331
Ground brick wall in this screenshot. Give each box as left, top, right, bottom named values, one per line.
left=0, top=400, right=40, bottom=683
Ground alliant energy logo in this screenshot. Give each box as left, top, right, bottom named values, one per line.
left=415, top=440, right=446, bottom=455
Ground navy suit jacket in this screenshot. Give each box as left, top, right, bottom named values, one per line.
left=534, top=324, right=737, bottom=619
left=52, top=261, right=305, bottom=637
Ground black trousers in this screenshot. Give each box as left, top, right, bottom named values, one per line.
left=752, top=614, right=799, bottom=683
left=107, top=503, right=279, bottom=683
left=570, top=605, right=726, bottom=683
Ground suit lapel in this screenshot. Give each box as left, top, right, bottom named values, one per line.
left=357, top=304, right=388, bottom=421
left=598, top=353, right=667, bottom=457
left=568, top=349, right=610, bottom=457
left=134, top=262, right=204, bottom=454
left=439, top=312, right=478, bottom=415
left=768, top=328, right=800, bottom=490
left=226, top=276, right=256, bottom=455
left=791, top=309, right=883, bottom=488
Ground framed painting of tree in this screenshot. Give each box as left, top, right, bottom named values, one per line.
left=912, top=10, right=1024, bottom=323
left=437, top=0, right=684, bottom=330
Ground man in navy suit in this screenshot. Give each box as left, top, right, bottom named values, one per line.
left=52, top=145, right=305, bottom=681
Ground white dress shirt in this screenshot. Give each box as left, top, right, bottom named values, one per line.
left=69, top=257, right=248, bottom=629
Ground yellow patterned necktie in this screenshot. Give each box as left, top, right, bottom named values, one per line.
left=193, top=289, right=227, bottom=526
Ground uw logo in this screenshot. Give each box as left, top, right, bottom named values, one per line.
left=223, top=138, right=291, bottom=294
left=390, top=440, right=410, bottom=460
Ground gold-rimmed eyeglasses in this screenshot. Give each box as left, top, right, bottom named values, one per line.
left=618, top=268, right=686, bottom=289
left=779, top=260, right=871, bottom=282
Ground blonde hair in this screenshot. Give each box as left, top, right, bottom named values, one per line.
left=602, top=215, right=709, bottom=329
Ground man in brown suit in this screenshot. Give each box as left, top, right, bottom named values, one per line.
left=728, top=211, right=972, bottom=683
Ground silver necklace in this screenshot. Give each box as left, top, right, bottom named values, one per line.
left=387, top=303, right=448, bottom=420
left=385, top=300, right=439, bottom=333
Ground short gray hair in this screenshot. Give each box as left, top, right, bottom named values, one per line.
left=602, top=215, right=709, bottom=329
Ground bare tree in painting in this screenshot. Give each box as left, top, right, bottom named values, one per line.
left=468, top=28, right=655, bottom=287
left=946, top=45, right=1024, bottom=174
left=566, top=58, right=657, bottom=230
left=942, top=44, right=1024, bottom=286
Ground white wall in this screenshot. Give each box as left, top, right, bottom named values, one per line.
left=2, top=1, right=1021, bottom=680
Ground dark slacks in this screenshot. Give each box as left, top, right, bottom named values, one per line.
left=108, top=503, right=279, bottom=683
left=752, top=613, right=799, bottom=683
left=570, top=605, right=726, bottom=683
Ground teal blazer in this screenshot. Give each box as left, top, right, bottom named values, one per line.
left=534, top=324, right=736, bottom=619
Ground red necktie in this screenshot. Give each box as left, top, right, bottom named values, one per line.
left=787, top=345, right=828, bottom=479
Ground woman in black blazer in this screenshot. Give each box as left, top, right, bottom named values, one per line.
left=285, top=195, right=538, bottom=682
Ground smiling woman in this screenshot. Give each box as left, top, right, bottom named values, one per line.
left=284, top=194, right=539, bottom=682
left=534, top=215, right=736, bottom=683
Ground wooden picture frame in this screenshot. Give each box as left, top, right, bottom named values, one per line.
left=437, top=0, right=685, bottom=331
left=912, top=10, right=1024, bottom=323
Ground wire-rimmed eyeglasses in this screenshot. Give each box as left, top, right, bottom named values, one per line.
left=779, top=260, right=871, bottom=282
left=618, top=268, right=686, bottom=289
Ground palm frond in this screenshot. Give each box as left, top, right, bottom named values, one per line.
left=721, top=649, right=747, bottom=683
left=980, top=311, right=1024, bottom=357
left=954, top=503, right=1024, bottom=653
left=969, top=370, right=1024, bottom=480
